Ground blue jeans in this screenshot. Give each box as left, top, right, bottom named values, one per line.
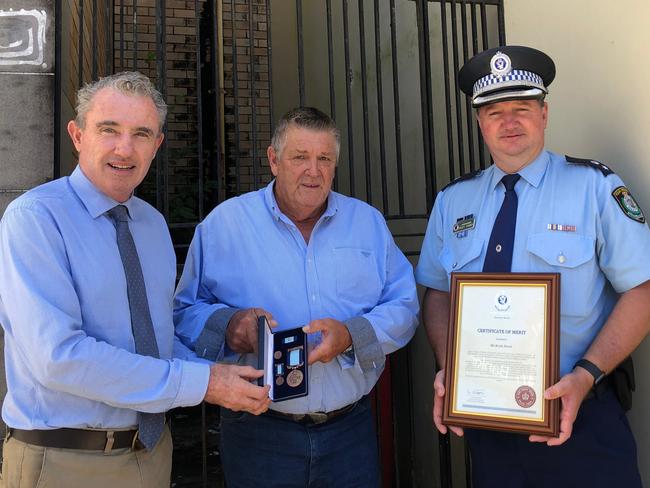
left=465, top=388, right=642, bottom=488
left=220, top=397, right=380, bottom=488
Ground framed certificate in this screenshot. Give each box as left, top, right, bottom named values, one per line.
left=443, top=272, right=560, bottom=436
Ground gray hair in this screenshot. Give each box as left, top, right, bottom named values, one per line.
left=271, top=107, right=340, bottom=160
left=75, top=71, right=167, bottom=131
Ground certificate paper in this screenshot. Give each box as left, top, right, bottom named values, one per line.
left=443, top=273, right=560, bottom=436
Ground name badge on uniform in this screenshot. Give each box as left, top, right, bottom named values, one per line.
left=453, top=214, right=475, bottom=239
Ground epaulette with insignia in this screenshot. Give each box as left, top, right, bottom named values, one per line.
left=441, top=170, right=482, bottom=192
left=565, top=155, right=613, bottom=176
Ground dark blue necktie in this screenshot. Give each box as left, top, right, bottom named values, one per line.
left=483, top=174, right=521, bottom=272
left=108, top=205, right=164, bottom=450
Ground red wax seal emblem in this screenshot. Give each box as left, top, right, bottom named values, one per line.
left=515, top=386, right=536, bottom=408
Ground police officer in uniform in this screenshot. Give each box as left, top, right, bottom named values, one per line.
left=416, top=45, right=649, bottom=487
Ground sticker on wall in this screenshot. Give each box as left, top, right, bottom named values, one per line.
left=0, top=9, right=47, bottom=67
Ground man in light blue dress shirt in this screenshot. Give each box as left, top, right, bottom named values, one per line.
left=174, top=107, right=419, bottom=487
left=416, top=46, right=649, bottom=487
left=0, top=72, right=270, bottom=488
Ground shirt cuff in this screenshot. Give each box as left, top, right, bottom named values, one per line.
left=343, top=316, right=385, bottom=373
left=194, top=307, right=240, bottom=361
left=172, top=361, right=211, bottom=408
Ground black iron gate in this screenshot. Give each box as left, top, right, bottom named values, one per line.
left=55, top=0, right=506, bottom=486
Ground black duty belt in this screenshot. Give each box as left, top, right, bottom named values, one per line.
left=8, top=427, right=143, bottom=452
left=264, top=400, right=360, bottom=425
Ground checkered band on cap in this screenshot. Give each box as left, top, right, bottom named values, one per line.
left=472, top=69, right=546, bottom=98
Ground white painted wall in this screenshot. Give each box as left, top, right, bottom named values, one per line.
left=505, top=0, right=650, bottom=482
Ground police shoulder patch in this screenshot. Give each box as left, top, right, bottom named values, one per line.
left=442, top=170, right=482, bottom=192
left=565, top=155, right=614, bottom=176
left=612, top=186, right=645, bottom=223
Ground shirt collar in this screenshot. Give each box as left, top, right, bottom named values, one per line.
left=489, top=150, right=550, bottom=191
left=263, top=179, right=338, bottom=224
left=69, top=166, right=137, bottom=220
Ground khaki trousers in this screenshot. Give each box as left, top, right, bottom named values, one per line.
left=0, top=425, right=172, bottom=488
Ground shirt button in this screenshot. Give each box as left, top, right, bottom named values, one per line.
left=495, top=244, right=502, bottom=253
left=557, top=253, right=566, bottom=264
left=452, top=262, right=458, bottom=269
left=311, top=294, right=316, bottom=301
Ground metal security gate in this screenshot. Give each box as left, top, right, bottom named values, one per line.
left=54, top=0, right=505, bottom=486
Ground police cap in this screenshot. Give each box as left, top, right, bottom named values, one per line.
left=458, top=45, right=556, bottom=107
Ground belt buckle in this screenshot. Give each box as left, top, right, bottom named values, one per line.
left=307, top=412, right=329, bottom=424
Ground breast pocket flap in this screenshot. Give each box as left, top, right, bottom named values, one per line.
left=439, top=238, right=484, bottom=273
left=527, top=233, right=595, bottom=268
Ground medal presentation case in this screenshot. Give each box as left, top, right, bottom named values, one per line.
left=257, top=316, right=308, bottom=401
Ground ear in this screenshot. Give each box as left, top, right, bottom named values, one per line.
left=67, top=120, right=83, bottom=152
left=541, top=102, right=549, bottom=128
left=267, top=145, right=279, bottom=177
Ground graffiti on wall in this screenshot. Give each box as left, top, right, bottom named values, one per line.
left=0, top=9, right=47, bottom=67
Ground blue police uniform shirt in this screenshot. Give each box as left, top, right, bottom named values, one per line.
left=174, top=180, right=419, bottom=414
left=415, top=150, right=650, bottom=375
left=0, top=166, right=210, bottom=430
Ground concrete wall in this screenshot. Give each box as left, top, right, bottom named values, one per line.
left=505, top=0, right=650, bottom=484
left=0, top=0, right=55, bottom=216
left=0, top=0, right=55, bottom=439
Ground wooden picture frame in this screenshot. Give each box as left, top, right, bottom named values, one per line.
left=443, top=272, right=560, bottom=436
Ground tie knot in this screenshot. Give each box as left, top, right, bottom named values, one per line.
left=107, top=205, right=129, bottom=223
left=501, top=173, right=520, bottom=191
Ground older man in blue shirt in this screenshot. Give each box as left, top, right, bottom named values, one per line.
left=416, top=46, right=650, bottom=487
left=174, top=106, right=419, bottom=487
left=0, top=72, right=270, bottom=488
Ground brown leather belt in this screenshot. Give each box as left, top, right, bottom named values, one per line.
left=9, top=427, right=142, bottom=452
left=265, top=400, right=360, bottom=425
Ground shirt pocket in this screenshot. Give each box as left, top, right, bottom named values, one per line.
left=526, top=233, right=596, bottom=317
left=438, top=238, right=484, bottom=275
left=334, top=247, right=383, bottom=310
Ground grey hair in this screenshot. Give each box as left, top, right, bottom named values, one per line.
left=75, top=71, right=167, bottom=131
left=271, top=107, right=340, bottom=160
